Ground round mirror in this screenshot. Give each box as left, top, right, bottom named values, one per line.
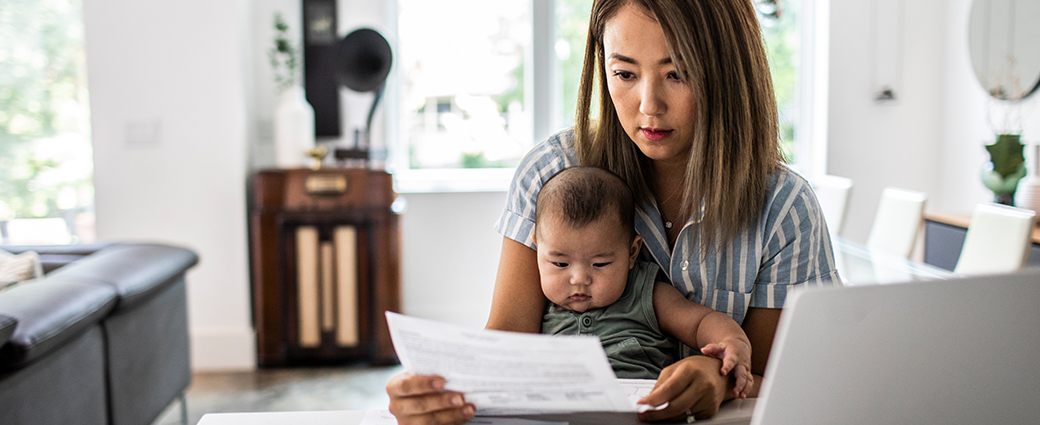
left=969, top=0, right=1040, bottom=101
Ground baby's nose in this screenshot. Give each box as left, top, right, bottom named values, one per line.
left=570, top=268, right=592, bottom=285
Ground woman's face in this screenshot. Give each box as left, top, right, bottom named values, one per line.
left=603, top=3, right=697, bottom=167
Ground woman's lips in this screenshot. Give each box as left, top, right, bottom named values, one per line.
left=641, top=128, right=673, bottom=141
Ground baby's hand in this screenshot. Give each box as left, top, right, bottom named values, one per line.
left=700, top=338, right=753, bottom=399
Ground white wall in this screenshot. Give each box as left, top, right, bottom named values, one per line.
left=84, top=0, right=256, bottom=370
left=825, top=0, right=947, bottom=244
left=85, top=0, right=505, bottom=371
left=399, top=192, right=506, bottom=329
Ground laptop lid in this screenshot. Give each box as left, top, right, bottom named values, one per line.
left=751, top=270, right=1040, bottom=425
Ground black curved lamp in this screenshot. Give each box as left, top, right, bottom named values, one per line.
left=335, top=28, right=393, bottom=151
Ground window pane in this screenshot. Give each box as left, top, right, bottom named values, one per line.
left=759, top=0, right=800, bottom=163
left=398, top=0, right=533, bottom=170
left=0, top=0, right=95, bottom=243
left=556, top=0, right=594, bottom=128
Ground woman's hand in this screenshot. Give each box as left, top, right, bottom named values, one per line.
left=636, top=356, right=732, bottom=422
left=386, top=372, right=475, bottom=425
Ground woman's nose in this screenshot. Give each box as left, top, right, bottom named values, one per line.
left=638, top=78, right=666, bottom=117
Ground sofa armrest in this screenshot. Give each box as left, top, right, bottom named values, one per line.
left=0, top=314, right=16, bottom=347
left=0, top=277, right=117, bottom=368
left=46, top=244, right=199, bottom=311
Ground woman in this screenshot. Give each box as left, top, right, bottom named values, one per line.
left=387, top=0, right=840, bottom=423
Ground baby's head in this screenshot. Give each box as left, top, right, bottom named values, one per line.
left=534, top=166, right=642, bottom=312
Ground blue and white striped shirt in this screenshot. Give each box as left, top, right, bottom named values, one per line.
left=495, top=130, right=842, bottom=336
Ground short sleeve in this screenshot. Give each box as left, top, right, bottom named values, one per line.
left=494, top=130, right=578, bottom=249
left=751, top=169, right=842, bottom=309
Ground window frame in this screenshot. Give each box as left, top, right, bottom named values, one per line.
left=388, top=0, right=825, bottom=193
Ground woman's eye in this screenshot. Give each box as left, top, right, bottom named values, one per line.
left=613, top=70, right=635, bottom=80
left=552, top=262, right=569, bottom=268
left=667, top=71, right=682, bottom=81
left=593, top=262, right=611, bottom=268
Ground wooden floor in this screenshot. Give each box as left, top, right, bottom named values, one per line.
left=152, top=365, right=405, bottom=425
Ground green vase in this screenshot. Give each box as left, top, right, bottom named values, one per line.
left=981, top=162, right=1026, bottom=205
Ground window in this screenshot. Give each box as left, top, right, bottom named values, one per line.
left=758, top=0, right=826, bottom=176
left=392, top=0, right=816, bottom=192
left=0, top=0, right=95, bottom=244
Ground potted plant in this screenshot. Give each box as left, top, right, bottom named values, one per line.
left=269, top=12, right=315, bottom=168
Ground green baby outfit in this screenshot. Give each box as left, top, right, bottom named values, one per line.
left=541, top=261, right=676, bottom=379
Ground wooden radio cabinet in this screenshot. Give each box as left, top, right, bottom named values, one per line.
left=248, top=168, right=400, bottom=367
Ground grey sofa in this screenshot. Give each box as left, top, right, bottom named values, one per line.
left=0, top=243, right=198, bottom=425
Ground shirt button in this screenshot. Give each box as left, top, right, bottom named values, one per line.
left=582, top=316, right=592, bottom=326
left=681, top=260, right=690, bottom=271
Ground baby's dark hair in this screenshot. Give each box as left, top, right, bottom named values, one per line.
left=535, top=166, right=635, bottom=238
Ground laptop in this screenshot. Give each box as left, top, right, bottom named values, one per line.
left=750, top=269, right=1040, bottom=425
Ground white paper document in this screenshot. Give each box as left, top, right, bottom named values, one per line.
left=386, top=312, right=663, bottom=415
left=361, top=410, right=567, bottom=425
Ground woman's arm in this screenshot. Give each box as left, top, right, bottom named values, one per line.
left=485, top=237, right=546, bottom=332
left=742, top=307, right=781, bottom=377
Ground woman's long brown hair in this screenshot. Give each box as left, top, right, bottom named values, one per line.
left=574, top=0, right=782, bottom=252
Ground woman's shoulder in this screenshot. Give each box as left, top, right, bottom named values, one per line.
left=759, top=165, right=821, bottom=229
left=497, top=129, right=581, bottom=247
left=509, top=128, right=580, bottom=188
left=521, top=128, right=578, bottom=167
left=765, top=164, right=813, bottom=197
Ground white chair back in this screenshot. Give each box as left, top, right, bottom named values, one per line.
left=811, top=175, right=853, bottom=236
left=953, top=203, right=1037, bottom=275
left=865, top=187, right=927, bottom=258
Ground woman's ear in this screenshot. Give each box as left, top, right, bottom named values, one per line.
left=629, top=234, right=643, bottom=268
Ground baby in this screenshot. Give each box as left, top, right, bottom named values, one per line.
left=534, top=166, right=752, bottom=398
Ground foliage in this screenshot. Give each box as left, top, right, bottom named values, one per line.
left=269, top=12, right=299, bottom=92
left=760, top=0, right=799, bottom=163
left=0, top=0, right=93, bottom=219
left=986, top=133, right=1025, bottom=178
left=558, top=0, right=594, bottom=126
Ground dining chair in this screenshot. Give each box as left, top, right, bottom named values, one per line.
left=953, top=203, right=1037, bottom=275
left=865, top=187, right=927, bottom=258
left=811, top=175, right=853, bottom=236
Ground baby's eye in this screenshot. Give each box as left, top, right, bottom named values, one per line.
left=613, top=70, right=635, bottom=81
left=552, top=262, right=569, bottom=268
left=592, top=262, right=611, bottom=268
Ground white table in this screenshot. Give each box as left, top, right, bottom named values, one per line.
left=832, top=237, right=957, bottom=285
left=197, top=399, right=757, bottom=425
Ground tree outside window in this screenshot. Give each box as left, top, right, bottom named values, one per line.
left=0, top=0, right=94, bottom=244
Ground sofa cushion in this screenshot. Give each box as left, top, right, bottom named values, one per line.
left=0, top=277, right=117, bottom=368
left=46, top=244, right=198, bottom=311
left=0, top=315, right=16, bottom=346
left=0, top=249, right=43, bottom=289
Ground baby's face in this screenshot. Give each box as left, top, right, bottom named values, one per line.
left=534, top=213, right=641, bottom=312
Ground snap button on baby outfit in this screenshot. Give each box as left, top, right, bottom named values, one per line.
left=681, top=260, right=690, bottom=271
left=582, top=316, right=592, bottom=326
